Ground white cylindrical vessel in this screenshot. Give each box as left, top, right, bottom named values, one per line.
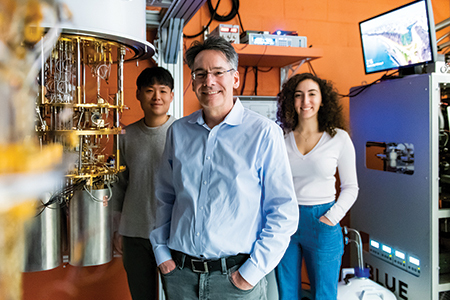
left=337, top=268, right=397, bottom=300
left=43, top=0, right=155, bottom=60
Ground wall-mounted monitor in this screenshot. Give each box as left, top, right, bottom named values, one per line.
left=359, top=0, right=437, bottom=75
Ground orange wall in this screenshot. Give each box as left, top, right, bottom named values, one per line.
left=182, top=0, right=450, bottom=120
left=124, top=0, right=450, bottom=122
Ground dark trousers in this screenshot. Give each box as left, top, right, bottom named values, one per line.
left=122, top=236, right=158, bottom=300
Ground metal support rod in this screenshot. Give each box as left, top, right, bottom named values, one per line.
left=76, top=38, right=82, bottom=105
left=78, top=135, right=83, bottom=173
left=436, top=17, right=450, bottom=32
left=437, top=31, right=450, bottom=44
left=438, top=40, right=450, bottom=52
left=50, top=106, right=55, bottom=131
left=346, top=227, right=364, bottom=270
left=83, top=40, right=86, bottom=104
left=280, top=59, right=306, bottom=90
left=117, top=47, right=125, bottom=109
left=40, top=35, right=45, bottom=105
left=114, top=47, right=126, bottom=171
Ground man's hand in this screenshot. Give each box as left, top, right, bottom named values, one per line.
left=158, top=259, right=177, bottom=275
left=231, top=270, right=253, bottom=291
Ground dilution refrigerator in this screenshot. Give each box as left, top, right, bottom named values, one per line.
left=350, top=72, right=450, bottom=300
left=23, top=0, right=154, bottom=272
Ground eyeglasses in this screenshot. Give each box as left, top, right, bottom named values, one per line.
left=191, top=69, right=234, bottom=81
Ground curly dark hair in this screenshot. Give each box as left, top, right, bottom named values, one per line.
left=276, top=73, right=345, bottom=137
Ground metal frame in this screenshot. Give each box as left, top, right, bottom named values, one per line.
left=350, top=73, right=450, bottom=300
left=146, top=0, right=208, bottom=118
left=158, top=36, right=184, bottom=118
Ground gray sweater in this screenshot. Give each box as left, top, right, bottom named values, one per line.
left=113, top=116, right=175, bottom=239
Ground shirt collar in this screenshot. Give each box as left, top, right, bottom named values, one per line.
left=223, top=97, right=244, bottom=126
left=187, top=97, right=244, bottom=127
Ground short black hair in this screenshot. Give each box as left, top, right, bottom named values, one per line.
left=136, top=67, right=174, bottom=90
left=185, top=36, right=238, bottom=71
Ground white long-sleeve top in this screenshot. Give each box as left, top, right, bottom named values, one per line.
left=285, top=129, right=359, bottom=225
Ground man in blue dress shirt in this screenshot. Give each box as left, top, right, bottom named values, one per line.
left=150, top=36, right=299, bottom=300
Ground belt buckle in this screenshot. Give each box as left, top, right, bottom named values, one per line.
left=191, top=259, right=209, bottom=273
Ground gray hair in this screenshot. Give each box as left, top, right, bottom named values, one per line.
left=185, top=36, right=238, bottom=71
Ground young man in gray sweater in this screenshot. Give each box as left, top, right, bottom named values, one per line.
left=113, top=67, right=176, bottom=300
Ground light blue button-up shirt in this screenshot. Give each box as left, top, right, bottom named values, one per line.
left=150, top=99, right=298, bottom=286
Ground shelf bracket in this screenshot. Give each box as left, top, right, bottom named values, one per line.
left=280, top=58, right=309, bottom=89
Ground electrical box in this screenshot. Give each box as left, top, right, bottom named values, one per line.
left=209, top=24, right=240, bottom=43
left=239, top=96, right=277, bottom=121
left=241, top=31, right=307, bottom=47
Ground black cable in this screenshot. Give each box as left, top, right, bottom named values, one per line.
left=207, top=0, right=245, bottom=37
left=253, top=66, right=258, bottom=95
left=242, top=67, right=271, bottom=96
left=307, top=61, right=317, bottom=76
left=240, top=66, right=248, bottom=95
left=184, top=0, right=246, bottom=41
left=184, top=0, right=221, bottom=38
left=340, top=70, right=400, bottom=98
left=236, top=6, right=245, bottom=35
left=35, top=176, right=104, bottom=217
left=256, top=67, right=273, bottom=73
left=207, top=0, right=239, bottom=22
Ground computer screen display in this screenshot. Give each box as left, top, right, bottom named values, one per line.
left=359, top=0, right=437, bottom=74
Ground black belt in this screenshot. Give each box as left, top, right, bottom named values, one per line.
left=171, top=250, right=249, bottom=273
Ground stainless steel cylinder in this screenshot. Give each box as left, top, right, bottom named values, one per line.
left=69, top=188, right=112, bottom=266
left=23, top=194, right=62, bottom=272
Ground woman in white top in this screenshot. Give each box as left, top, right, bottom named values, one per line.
left=275, top=73, right=359, bottom=300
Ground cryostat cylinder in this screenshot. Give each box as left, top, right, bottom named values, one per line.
left=23, top=195, right=62, bottom=272
left=58, top=0, right=147, bottom=42
left=69, top=188, right=112, bottom=266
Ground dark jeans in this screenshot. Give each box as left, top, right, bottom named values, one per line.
left=161, top=263, right=267, bottom=300
left=122, top=236, right=158, bottom=300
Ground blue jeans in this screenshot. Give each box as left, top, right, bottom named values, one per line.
left=275, top=202, right=344, bottom=300
left=161, top=263, right=267, bottom=300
